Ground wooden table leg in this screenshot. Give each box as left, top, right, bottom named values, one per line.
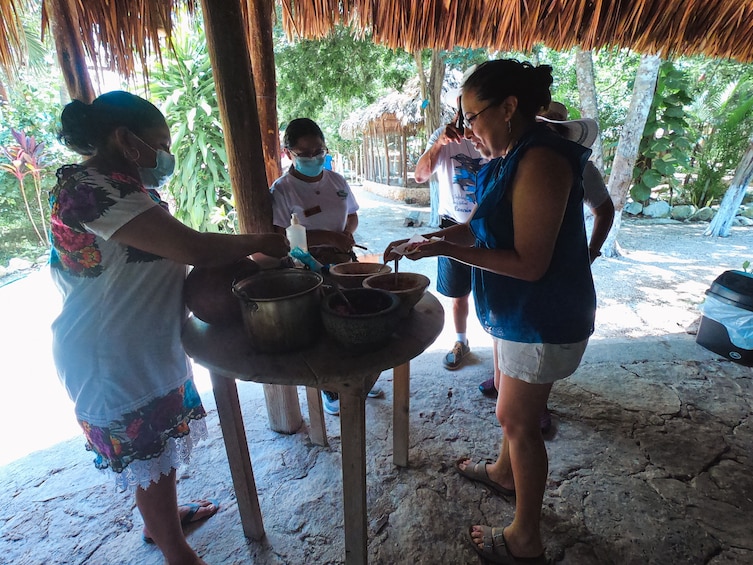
left=392, top=362, right=410, bottom=467
left=339, top=392, right=367, bottom=565
left=262, top=383, right=303, bottom=433
left=210, top=372, right=265, bottom=541
left=305, top=386, right=328, bottom=446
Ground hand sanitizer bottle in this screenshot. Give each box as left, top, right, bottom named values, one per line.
left=286, top=213, right=308, bottom=266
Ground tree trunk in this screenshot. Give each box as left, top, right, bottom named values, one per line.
left=414, top=51, right=426, bottom=118
left=705, top=132, right=753, bottom=237
left=415, top=49, right=446, bottom=227
left=575, top=49, right=604, bottom=173
left=201, top=0, right=302, bottom=435
left=426, top=50, right=445, bottom=136
left=413, top=49, right=445, bottom=137
left=48, top=0, right=95, bottom=102
left=244, top=0, right=281, bottom=188
left=603, top=54, right=661, bottom=258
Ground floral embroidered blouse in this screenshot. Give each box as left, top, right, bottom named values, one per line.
left=49, top=164, right=205, bottom=472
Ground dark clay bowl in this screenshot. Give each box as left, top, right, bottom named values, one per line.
left=321, top=288, right=400, bottom=351
left=363, top=272, right=430, bottom=318
left=184, top=258, right=260, bottom=325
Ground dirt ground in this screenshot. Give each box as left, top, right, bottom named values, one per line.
left=585, top=218, right=752, bottom=340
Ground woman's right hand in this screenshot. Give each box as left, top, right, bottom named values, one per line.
left=383, top=238, right=409, bottom=263
left=250, top=233, right=290, bottom=258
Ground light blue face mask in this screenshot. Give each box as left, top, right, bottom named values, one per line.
left=131, top=132, right=176, bottom=188
left=293, top=155, right=326, bottom=178
left=139, top=149, right=176, bottom=188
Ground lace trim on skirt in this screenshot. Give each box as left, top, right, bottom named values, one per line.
left=111, top=417, right=208, bottom=491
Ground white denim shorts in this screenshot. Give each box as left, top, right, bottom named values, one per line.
left=495, top=338, right=589, bottom=384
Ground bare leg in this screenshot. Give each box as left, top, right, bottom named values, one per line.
left=493, top=343, right=501, bottom=390
left=135, top=469, right=207, bottom=565
left=452, top=294, right=469, bottom=335
left=473, top=373, right=551, bottom=558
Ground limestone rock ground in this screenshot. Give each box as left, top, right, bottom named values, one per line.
left=1, top=186, right=752, bottom=564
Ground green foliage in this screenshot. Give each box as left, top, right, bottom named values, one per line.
left=0, top=208, right=48, bottom=266
left=682, top=63, right=753, bottom=207
left=0, top=72, right=71, bottom=212
left=632, top=60, right=693, bottom=204
left=150, top=22, right=232, bottom=232
left=1, top=129, right=50, bottom=246
left=743, top=260, right=751, bottom=273
left=0, top=11, right=74, bottom=265
left=274, top=25, right=415, bottom=150
left=441, top=47, right=489, bottom=70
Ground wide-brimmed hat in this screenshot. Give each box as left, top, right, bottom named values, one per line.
left=537, top=115, right=599, bottom=148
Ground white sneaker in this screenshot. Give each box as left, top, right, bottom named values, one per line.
left=367, top=385, right=384, bottom=398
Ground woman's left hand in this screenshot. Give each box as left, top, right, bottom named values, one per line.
left=383, top=238, right=409, bottom=263
left=401, top=238, right=447, bottom=260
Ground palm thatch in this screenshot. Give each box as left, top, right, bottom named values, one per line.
left=339, top=76, right=458, bottom=139
left=0, top=0, right=25, bottom=77
left=281, top=0, right=753, bottom=63
left=0, top=0, right=196, bottom=81
left=340, top=86, right=423, bottom=139
left=1, top=0, right=752, bottom=82
left=40, top=0, right=195, bottom=79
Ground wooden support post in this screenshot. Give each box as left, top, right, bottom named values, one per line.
left=305, top=386, right=328, bottom=447
left=244, top=0, right=282, bottom=186
left=339, top=392, right=367, bottom=565
left=210, top=373, right=265, bottom=540
left=392, top=362, right=410, bottom=467
left=382, top=118, right=390, bottom=186
left=48, top=0, right=96, bottom=102
left=200, top=0, right=302, bottom=434
left=401, top=129, right=408, bottom=188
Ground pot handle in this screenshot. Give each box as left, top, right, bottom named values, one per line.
left=232, top=282, right=259, bottom=312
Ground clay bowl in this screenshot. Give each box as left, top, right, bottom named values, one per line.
left=363, top=272, right=430, bottom=318
left=321, top=288, right=400, bottom=352
left=183, top=258, right=260, bottom=325
left=327, top=262, right=392, bottom=289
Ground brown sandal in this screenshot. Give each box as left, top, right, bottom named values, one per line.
left=467, top=525, right=548, bottom=564
left=455, top=458, right=515, bottom=497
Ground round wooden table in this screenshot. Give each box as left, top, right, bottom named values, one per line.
left=182, top=292, right=443, bottom=565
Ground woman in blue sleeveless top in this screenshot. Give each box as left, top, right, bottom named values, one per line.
left=386, top=60, right=596, bottom=564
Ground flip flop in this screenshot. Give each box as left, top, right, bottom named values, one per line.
left=467, top=525, right=548, bottom=564
left=455, top=457, right=515, bottom=497
left=142, top=499, right=220, bottom=544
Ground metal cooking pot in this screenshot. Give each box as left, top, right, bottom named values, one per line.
left=232, top=269, right=323, bottom=353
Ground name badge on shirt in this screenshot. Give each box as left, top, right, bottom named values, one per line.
left=303, top=205, right=322, bottom=217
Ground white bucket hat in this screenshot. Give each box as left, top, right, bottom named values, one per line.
left=537, top=115, right=599, bottom=148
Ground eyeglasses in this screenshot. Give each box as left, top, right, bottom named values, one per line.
left=288, top=147, right=328, bottom=159
left=462, top=102, right=497, bottom=129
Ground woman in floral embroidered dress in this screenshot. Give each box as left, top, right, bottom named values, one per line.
left=50, top=91, right=288, bottom=565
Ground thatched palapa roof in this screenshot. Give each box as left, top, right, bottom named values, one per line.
left=281, top=0, right=753, bottom=62
left=339, top=90, right=423, bottom=139
left=2, top=0, right=753, bottom=82
left=340, top=75, right=461, bottom=139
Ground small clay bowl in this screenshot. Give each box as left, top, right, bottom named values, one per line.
left=363, top=272, right=430, bottom=318
left=320, top=288, right=400, bottom=351
left=327, top=262, right=392, bottom=289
